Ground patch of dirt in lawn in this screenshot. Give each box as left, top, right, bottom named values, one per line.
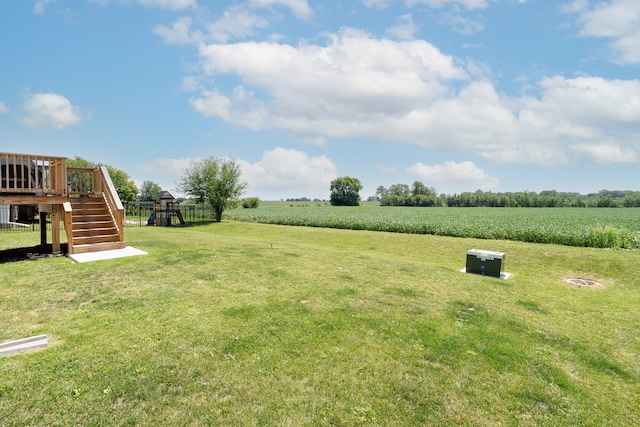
left=563, top=278, right=604, bottom=288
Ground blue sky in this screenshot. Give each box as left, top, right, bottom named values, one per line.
left=1, top=0, right=639, bottom=200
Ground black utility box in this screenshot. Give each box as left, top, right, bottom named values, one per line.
left=466, top=249, right=505, bottom=278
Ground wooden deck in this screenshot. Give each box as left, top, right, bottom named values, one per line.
left=1, top=152, right=125, bottom=255
left=0, top=153, right=67, bottom=203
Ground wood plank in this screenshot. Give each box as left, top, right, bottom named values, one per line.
left=51, top=204, right=61, bottom=254
left=0, top=335, right=48, bottom=358
left=0, top=196, right=68, bottom=205
left=72, top=241, right=126, bottom=253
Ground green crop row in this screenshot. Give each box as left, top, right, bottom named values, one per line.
left=227, top=205, right=640, bottom=249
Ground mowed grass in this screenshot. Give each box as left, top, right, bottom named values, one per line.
left=1, top=222, right=639, bottom=426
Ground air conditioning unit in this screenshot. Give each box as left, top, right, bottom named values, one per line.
left=466, top=249, right=505, bottom=278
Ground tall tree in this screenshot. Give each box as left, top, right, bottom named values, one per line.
left=375, top=185, right=388, bottom=202
left=178, top=157, right=247, bottom=222
left=138, top=180, right=162, bottom=202
left=330, top=176, right=362, bottom=206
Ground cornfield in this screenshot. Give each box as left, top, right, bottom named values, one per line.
left=228, top=205, right=640, bottom=249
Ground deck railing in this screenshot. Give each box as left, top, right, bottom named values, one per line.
left=0, top=153, right=67, bottom=197
left=67, top=167, right=95, bottom=196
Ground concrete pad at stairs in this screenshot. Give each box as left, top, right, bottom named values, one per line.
left=69, top=246, right=147, bottom=263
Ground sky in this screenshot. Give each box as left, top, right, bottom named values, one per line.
left=1, top=0, right=639, bottom=200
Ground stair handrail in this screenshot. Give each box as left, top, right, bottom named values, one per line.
left=97, top=166, right=124, bottom=242
left=62, top=202, right=74, bottom=254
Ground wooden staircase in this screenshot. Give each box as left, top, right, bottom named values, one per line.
left=67, top=198, right=125, bottom=254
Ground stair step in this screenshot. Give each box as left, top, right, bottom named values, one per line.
left=73, top=227, right=118, bottom=237
left=72, top=241, right=127, bottom=254
left=72, top=221, right=115, bottom=229
left=73, top=234, right=121, bottom=245
left=70, top=204, right=104, bottom=208
left=66, top=197, right=125, bottom=255
left=70, top=208, right=107, bottom=213
left=73, top=214, right=113, bottom=222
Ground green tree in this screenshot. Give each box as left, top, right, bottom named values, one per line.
left=178, top=157, right=247, bottom=222
left=138, top=180, right=162, bottom=202
left=380, top=183, right=410, bottom=206
left=375, top=185, right=388, bottom=202
left=330, top=176, right=362, bottom=206
left=106, top=166, right=138, bottom=203
left=412, top=181, right=437, bottom=197
left=66, top=156, right=137, bottom=203
left=66, top=156, right=95, bottom=168
left=242, top=197, right=260, bottom=208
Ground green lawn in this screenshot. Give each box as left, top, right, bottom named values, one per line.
left=1, top=222, right=639, bottom=426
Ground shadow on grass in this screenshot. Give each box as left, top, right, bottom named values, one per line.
left=0, top=244, right=68, bottom=264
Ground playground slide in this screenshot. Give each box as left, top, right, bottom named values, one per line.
left=176, top=209, right=185, bottom=225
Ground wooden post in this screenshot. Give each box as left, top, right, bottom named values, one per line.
left=39, top=212, right=47, bottom=247
left=51, top=204, right=61, bottom=254
left=93, top=168, right=102, bottom=194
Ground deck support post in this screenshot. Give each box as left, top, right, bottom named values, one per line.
left=39, top=212, right=47, bottom=247
left=51, top=204, right=61, bottom=254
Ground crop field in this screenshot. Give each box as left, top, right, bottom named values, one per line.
left=228, top=204, right=640, bottom=249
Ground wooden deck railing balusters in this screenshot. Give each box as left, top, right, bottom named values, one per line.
left=0, top=152, right=68, bottom=198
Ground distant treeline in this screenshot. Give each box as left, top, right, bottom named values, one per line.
left=285, top=197, right=323, bottom=202
left=374, top=183, right=640, bottom=207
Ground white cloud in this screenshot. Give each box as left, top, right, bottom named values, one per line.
left=186, top=28, right=640, bottom=168
left=90, top=0, right=196, bottom=10
left=362, top=0, right=391, bottom=9
left=191, top=28, right=467, bottom=131
left=569, top=144, right=638, bottom=164
left=20, top=92, right=87, bottom=130
left=33, top=0, right=55, bottom=15
left=249, top=0, right=313, bottom=20
left=134, top=156, right=202, bottom=196
left=561, top=0, right=588, bottom=14
left=205, top=7, right=271, bottom=43
left=180, top=76, right=203, bottom=92
left=533, top=76, right=640, bottom=126
left=154, top=8, right=270, bottom=45
left=567, top=0, right=640, bottom=64
left=136, top=149, right=337, bottom=199
left=405, top=0, right=488, bottom=10
left=136, top=157, right=198, bottom=179
left=238, top=147, right=338, bottom=195
left=137, top=0, right=196, bottom=8
left=407, top=161, right=500, bottom=191
left=0, top=102, right=9, bottom=114
left=386, top=14, right=419, bottom=40
left=154, top=17, right=196, bottom=45
left=438, top=8, right=485, bottom=34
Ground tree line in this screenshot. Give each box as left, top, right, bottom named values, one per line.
left=373, top=182, right=640, bottom=208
